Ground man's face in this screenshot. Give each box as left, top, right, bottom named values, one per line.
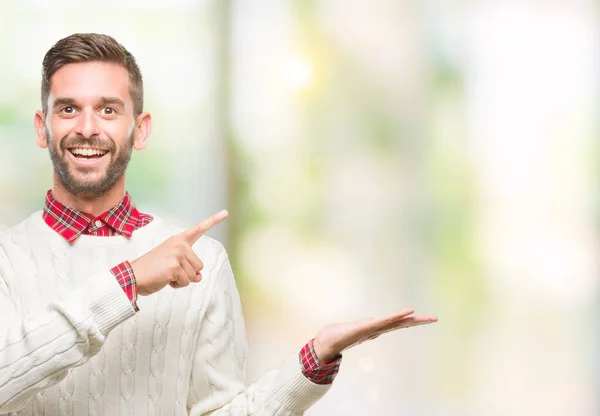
left=39, top=62, right=139, bottom=198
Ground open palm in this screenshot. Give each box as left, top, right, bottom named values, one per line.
left=312, top=309, right=437, bottom=364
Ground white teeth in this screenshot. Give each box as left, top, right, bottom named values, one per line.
left=70, top=148, right=107, bottom=156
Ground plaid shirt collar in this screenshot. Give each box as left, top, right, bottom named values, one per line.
left=42, top=190, right=142, bottom=243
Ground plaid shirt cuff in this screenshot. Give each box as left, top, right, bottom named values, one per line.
left=110, top=261, right=139, bottom=312
left=299, top=339, right=342, bottom=385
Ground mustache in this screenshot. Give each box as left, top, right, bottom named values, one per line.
left=60, top=136, right=116, bottom=152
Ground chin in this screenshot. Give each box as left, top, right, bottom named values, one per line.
left=71, top=184, right=111, bottom=199
left=61, top=174, right=112, bottom=198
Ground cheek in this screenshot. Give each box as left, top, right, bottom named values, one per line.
left=48, top=118, right=74, bottom=142
left=104, top=122, right=134, bottom=147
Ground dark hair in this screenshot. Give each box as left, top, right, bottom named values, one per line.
left=41, top=33, right=143, bottom=115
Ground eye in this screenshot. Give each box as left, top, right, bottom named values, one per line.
left=102, top=107, right=116, bottom=115
left=62, top=106, right=75, bottom=114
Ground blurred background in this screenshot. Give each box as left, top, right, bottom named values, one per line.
left=0, top=0, right=598, bottom=414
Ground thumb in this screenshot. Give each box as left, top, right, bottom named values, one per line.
left=181, top=209, right=228, bottom=245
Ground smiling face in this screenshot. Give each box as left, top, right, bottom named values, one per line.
left=35, top=61, right=147, bottom=199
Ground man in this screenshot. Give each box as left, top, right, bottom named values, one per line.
left=0, top=33, right=437, bottom=415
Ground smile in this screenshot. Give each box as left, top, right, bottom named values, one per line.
left=67, top=148, right=109, bottom=166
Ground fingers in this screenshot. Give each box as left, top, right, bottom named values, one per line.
left=358, top=319, right=434, bottom=344
left=168, top=231, right=207, bottom=289
left=181, top=260, right=197, bottom=283
left=169, top=281, right=181, bottom=289
left=375, top=315, right=438, bottom=334
left=355, top=309, right=414, bottom=330
left=183, top=245, right=204, bottom=275
left=374, top=309, right=433, bottom=328
left=388, top=308, right=416, bottom=320
left=355, top=310, right=437, bottom=338
left=173, top=266, right=192, bottom=288
left=181, top=210, right=229, bottom=245
left=394, top=315, right=438, bottom=325
left=351, top=314, right=437, bottom=347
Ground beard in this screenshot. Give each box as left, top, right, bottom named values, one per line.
left=47, top=130, right=134, bottom=199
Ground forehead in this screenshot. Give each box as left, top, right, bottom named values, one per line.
left=49, top=61, right=131, bottom=103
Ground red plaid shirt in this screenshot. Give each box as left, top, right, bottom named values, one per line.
left=42, top=190, right=340, bottom=384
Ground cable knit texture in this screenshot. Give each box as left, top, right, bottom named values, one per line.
left=0, top=212, right=330, bottom=415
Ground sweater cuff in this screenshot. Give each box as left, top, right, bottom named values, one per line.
left=270, top=355, right=332, bottom=412
left=74, top=270, right=136, bottom=336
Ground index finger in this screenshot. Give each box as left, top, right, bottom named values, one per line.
left=181, top=209, right=229, bottom=245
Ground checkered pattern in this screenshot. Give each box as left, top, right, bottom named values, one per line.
left=42, top=190, right=152, bottom=310
left=42, top=190, right=152, bottom=242
left=110, top=260, right=139, bottom=312
left=299, top=339, right=342, bottom=385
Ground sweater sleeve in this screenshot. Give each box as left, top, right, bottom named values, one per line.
left=187, top=248, right=330, bottom=416
left=0, top=247, right=135, bottom=412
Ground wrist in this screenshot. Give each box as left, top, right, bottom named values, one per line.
left=312, top=336, right=338, bottom=365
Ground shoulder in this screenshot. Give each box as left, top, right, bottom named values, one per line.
left=0, top=211, right=43, bottom=251
left=0, top=212, right=44, bottom=280
left=1, top=211, right=39, bottom=235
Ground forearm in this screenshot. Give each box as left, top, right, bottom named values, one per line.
left=0, top=270, right=134, bottom=412
left=201, top=356, right=330, bottom=416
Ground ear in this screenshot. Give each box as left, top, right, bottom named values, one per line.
left=133, top=112, right=152, bottom=151
left=34, top=111, right=48, bottom=148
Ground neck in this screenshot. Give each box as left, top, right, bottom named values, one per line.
left=52, top=174, right=127, bottom=216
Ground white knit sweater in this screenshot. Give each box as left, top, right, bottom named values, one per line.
left=0, top=212, right=329, bottom=415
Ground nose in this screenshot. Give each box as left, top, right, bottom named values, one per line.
left=74, top=109, right=100, bottom=138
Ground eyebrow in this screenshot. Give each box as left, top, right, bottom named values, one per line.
left=99, top=97, right=126, bottom=108
left=52, top=96, right=126, bottom=109
left=52, top=97, right=76, bottom=109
